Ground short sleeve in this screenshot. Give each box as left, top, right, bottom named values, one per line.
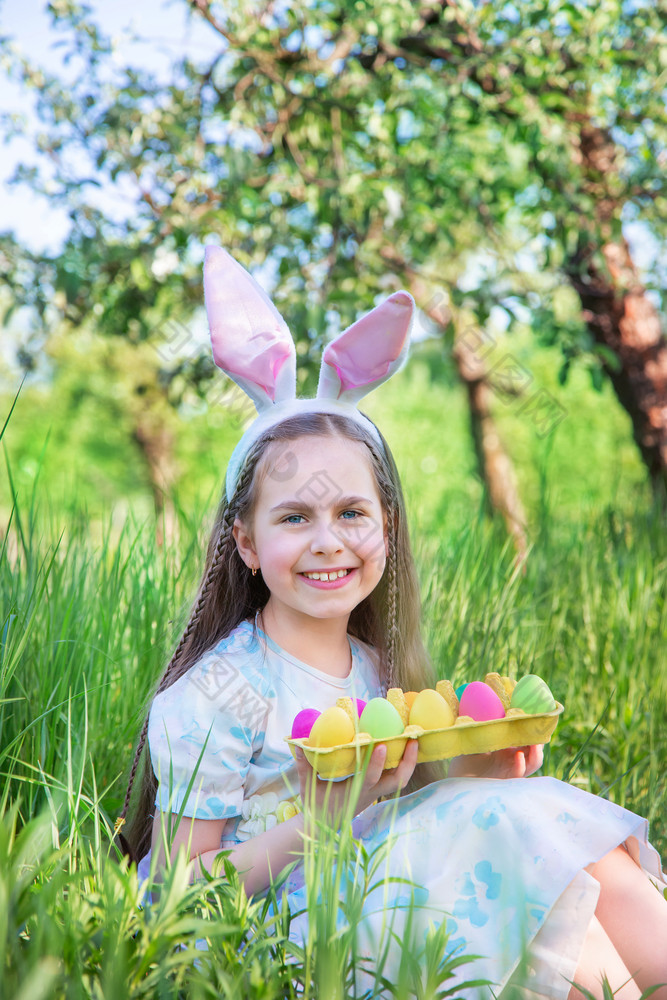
left=147, top=643, right=271, bottom=821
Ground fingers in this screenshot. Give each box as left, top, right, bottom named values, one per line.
left=525, top=743, right=544, bottom=774
left=363, top=744, right=388, bottom=786
left=294, top=746, right=312, bottom=776
left=505, top=745, right=544, bottom=778
left=511, top=749, right=528, bottom=778
left=373, top=737, right=419, bottom=796
left=294, top=746, right=318, bottom=796
left=395, top=736, right=419, bottom=786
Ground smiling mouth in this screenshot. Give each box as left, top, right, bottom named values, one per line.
left=300, top=569, right=353, bottom=582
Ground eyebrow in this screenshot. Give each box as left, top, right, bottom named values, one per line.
left=269, top=495, right=375, bottom=514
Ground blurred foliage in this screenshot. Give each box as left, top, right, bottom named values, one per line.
left=0, top=333, right=649, bottom=537
left=0, top=0, right=665, bottom=394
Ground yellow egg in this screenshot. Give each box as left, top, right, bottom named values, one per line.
left=408, top=689, right=455, bottom=731
left=307, top=706, right=355, bottom=747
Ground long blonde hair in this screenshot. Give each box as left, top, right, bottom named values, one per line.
left=118, top=412, right=443, bottom=862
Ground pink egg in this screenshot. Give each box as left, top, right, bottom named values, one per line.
left=291, top=708, right=321, bottom=739
left=459, top=681, right=506, bottom=722
left=355, top=698, right=367, bottom=717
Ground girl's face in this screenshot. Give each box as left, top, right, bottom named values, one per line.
left=233, top=434, right=387, bottom=630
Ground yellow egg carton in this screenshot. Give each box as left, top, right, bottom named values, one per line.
left=285, top=677, right=564, bottom=779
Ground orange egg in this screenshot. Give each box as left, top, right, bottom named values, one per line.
left=404, top=691, right=419, bottom=709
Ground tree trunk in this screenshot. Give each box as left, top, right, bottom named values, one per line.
left=453, top=332, right=529, bottom=561
left=132, top=414, right=177, bottom=545
left=565, top=122, right=667, bottom=497
left=401, top=263, right=528, bottom=558
left=565, top=238, right=667, bottom=496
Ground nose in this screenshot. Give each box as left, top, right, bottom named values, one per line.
left=309, top=515, right=344, bottom=556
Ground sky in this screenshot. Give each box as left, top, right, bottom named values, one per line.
left=0, top=0, right=220, bottom=252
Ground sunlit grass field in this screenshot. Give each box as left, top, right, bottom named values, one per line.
left=1, top=350, right=666, bottom=998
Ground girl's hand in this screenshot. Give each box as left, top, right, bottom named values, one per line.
left=294, top=738, right=419, bottom=827
left=447, top=744, right=544, bottom=780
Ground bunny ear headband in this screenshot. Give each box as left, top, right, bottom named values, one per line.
left=203, top=246, right=415, bottom=500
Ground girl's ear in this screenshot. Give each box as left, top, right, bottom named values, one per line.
left=232, top=518, right=258, bottom=570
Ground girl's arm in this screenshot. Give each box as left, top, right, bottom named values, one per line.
left=150, top=808, right=306, bottom=898
left=151, top=740, right=419, bottom=897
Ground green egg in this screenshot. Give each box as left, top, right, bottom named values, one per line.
left=510, top=674, right=557, bottom=714
left=359, top=698, right=405, bottom=739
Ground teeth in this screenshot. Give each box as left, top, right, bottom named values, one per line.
left=303, top=569, right=350, bottom=581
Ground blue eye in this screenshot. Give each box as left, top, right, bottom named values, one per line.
left=340, top=510, right=360, bottom=519
left=284, top=514, right=305, bottom=524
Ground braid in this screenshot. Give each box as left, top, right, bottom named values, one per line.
left=116, top=454, right=264, bottom=842
left=156, top=512, right=232, bottom=695
left=118, top=714, right=150, bottom=827
left=385, top=509, right=399, bottom=693
left=116, top=502, right=237, bottom=833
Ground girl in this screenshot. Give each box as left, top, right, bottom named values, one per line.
left=119, top=247, right=667, bottom=999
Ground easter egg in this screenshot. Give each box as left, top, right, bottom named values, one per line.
left=308, top=706, right=355, bottom=747
left=404, top=691, right=418, bottom=709
left=510, top=675, right=556, bottom=714
left=408, top=689, right=456, bottom=730
left=355, top=698, right=367, bottom=717
left=459, top=681, right=506, bottom=722
left=291, top=708, right=321, bottom=740
left=359, top=698, right=405, bottom=740
left=455, top=683, right=469, bottom=700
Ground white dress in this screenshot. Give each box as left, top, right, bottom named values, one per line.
left=144, top=621, right=666, bottom=999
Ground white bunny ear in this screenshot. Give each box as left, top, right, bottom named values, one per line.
left=317, top=291, right=414, bottom=403
left=204, top=246, right=297, bottom=412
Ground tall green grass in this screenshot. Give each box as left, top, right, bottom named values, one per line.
left=419, top=507, right=667, bottom=839
left=2, top=401, right=666, bottom=996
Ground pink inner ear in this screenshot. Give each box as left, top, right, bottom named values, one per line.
left=322, top=294, right=411, bottom=393
left=205, top=246, right=296, bottom=404
left=213, top=331, right=293, bottom=401
left=328, top=355, right=392, bottom=393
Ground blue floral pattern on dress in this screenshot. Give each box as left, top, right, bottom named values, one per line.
left=472, top=796, right=506, bottom=829
left=452, top=862, right=501, bottom=927
left=557, top=811, right=580, bottom=825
